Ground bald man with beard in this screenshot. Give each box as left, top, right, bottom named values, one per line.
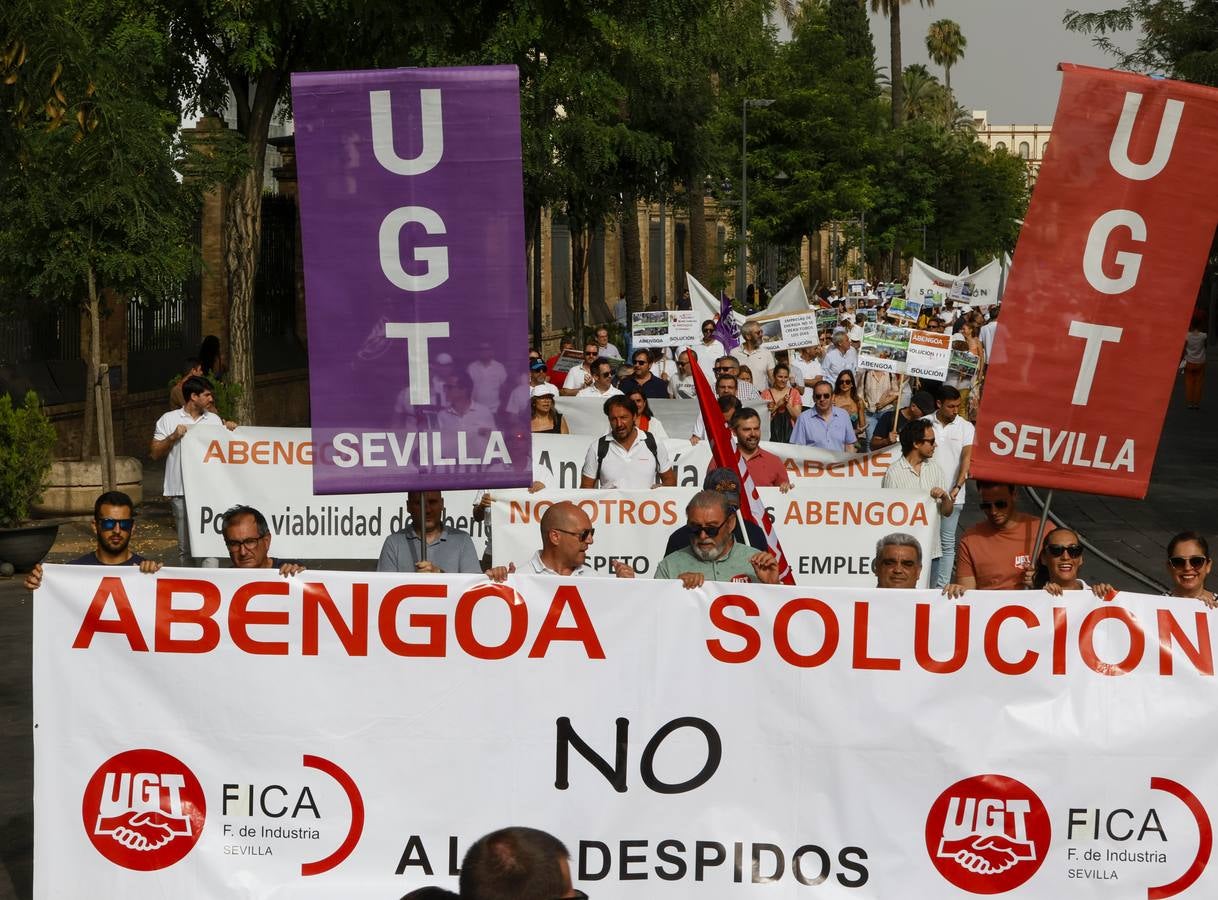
left=487, top=500, right=635, bottom=580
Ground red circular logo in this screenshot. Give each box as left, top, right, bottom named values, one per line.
left=81, top=749, right=206, bottom=871
left=925, top=774, right=1051, bottom=894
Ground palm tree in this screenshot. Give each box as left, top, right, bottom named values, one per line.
left=926, top=18, right=967, bottom=121
left=871, top=0, right=935, bottom=128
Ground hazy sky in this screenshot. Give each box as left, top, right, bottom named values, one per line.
left=865, top=0, right=1141, bottom=124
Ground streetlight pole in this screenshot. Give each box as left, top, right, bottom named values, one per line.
left=740, top=97, right=774, bottom=302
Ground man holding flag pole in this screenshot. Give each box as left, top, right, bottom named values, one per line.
left=655, top=343, right=798, bottom=587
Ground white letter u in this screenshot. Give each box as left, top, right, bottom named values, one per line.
left=1109, top=91, right=1183, bottom=181
left=370, top=89, right=443, bottom=176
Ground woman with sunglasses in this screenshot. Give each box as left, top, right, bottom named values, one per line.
left=1166, top=531, right=1216, bottom=608
left=1029, top=527, right=1115, bottom=599
left=626, top=389, right=668, bottom=440
left=832, top=370, right=867, bottom=450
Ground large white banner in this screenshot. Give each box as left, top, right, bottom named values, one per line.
left=35, top=567, right=1218, bottom=898
left=180, top=427, right=899, bottom=561
left=491, top=487, right=938, bottom=585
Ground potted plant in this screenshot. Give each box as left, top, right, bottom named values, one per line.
left=0, top=390, right=59, bottom=572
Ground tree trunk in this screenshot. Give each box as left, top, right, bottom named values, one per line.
left=224, top=164, right=262, bottom=425
left=571, top=224, right=591, bottom=337
left=687, top=171, right=708, bottom=286
left=944, top=63, right=952, bottom=124
left=80, top=265, right=100, bottom=461
left=529, top=208, right=543, bottom=345
left=889, top=4, right=903, bottom=129
left=621, top=197, right=645, bottom=318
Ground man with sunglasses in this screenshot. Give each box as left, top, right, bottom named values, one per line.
left=486, top=500, right=635, bottom=580
left=220, top=505, right=305, bottom=576
left=656, top=490, right=780, bottom=588
left=23, top=491, right=161, bottom=590
left=576, top=359, right=623, bottom=398
left=944, top=482, right=1040, bottom=596
left=790, top=382, right=857, bottom=452
left=712, top=356, right=762, bottom=402
left=881, top=419, right=954, bottom=519
left=618, top=351, right=669, bottom=399
left=560, top=341, right=602, bottom=396
left=924, top=384, right=974, bottom=588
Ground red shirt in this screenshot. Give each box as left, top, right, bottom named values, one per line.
left=743, top=447, right=790, bottom=488
left=545, top=355, right=566, bottom=388
left=955, top=512, right=1039, bottom=590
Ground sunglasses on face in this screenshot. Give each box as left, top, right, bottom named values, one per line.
left=633, top=359, right=648, bottom=366
left=556, top=528, right=595, bottom=542
left=688, top=521, right=727, bottom=537
left=814, top=392, right=833, bottom=400
left=840, top=379, right=853, bottom=385
left=980, top=500, right=1010, bottom=511
left=97, top=517, right=134, bottom=532
left=584, top=350, right=598, bottom=356
left=1046, top=544, right=1083, bottom=558
left=1170, top=555, right=1209, bottom=570
left=713, top=366, right=733, bottom=373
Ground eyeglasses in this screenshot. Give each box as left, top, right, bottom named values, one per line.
left=839, top=379, right=854, bottom=385
left=584, top=350, right=598, bottom=357
left=688, top=521, right=727, bottom=537
left=555, top=528, right=595, bottom=542
left=813, top=392, right=833, bottom=400
left=979, top=500, right=1010, bottom=511
left=1046, top=544, right=1083, bottom=558
left=713, top=366, right=733, bottom=373
left=1170, top=555, right=1209, bottom=570
left=97, top=517, right=134, bottom=532
left=224, top=535, right=266, bottom=550
left=633, top=359, right=648, bottom=366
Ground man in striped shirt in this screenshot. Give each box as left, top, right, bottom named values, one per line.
left=881, top=418, right=954, bottom=520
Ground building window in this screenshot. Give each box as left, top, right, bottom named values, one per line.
left=994, top=141, right=1007, bottom=152
left=1019, top=141, right=1030, bottom=159
left=1041, top=140, right=1049, bottom=157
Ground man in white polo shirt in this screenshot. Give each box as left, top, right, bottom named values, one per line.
left=580, top=396, right=676, bottom=489
left=923, top=384, right=974, bottom=588
left=485, top=501, right=636, bottom=580
left=149, top=375, right=235, bottom=565
left=576, top=359, right=623, bottom=398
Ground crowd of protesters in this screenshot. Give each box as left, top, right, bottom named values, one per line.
left=24, top=289, right=1214, bottom=612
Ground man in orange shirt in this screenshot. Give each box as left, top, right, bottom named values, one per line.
left=944, top=482, right=1040, bottom=595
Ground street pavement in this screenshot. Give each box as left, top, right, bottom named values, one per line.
left=0, top=351, right=1213, bottom=898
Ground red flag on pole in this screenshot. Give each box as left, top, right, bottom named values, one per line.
left=686, top=347, right=796, bottom=584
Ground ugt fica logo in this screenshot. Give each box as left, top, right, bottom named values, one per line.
left=925, top=774, right=1051, bottom=894
left=81, top=749, right=206, bottom=871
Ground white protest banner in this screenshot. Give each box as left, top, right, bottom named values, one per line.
left=632, top=310, right=699, bottom=349
left=856, top=322, right=910, bottom=375
left=37, top=567, right=1218, bottom=898
left=491, top=486, right=937, bottom=584
left=180, top=427, right=600, bottom=560
left=906, top=330, right=953, bottom=381
left=745, top=275, right=810, bottom=319
left=949, top=257, right=1003, bottom=306
left=906, top=258, right=957, bottom=305
left=755, top=311, right=820, bottom=351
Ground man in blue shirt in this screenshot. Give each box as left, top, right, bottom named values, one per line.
left=790, top=382, right=858, bottom=451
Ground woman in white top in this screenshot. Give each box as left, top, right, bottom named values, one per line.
left=1182, top=313, right=1207, bottom=410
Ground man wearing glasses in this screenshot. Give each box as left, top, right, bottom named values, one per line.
left=23, top=490, right=161, bottom=590
left=944, top=482, right=1041, bottom=596
left=712, top=356, right=762, bottom=402
left=618, top=351, right=669, bottom=399
left=560, top=341, right=601, bottom=396
left=220, top=505, right=305, bottom=576
left=881, top=419, right=954, bottom=519
left=486, top=501, right=635, bottom=580
left=790, top=383, right=857, bottom=452
left=656, top=490, right=780, bottom=588
left=575, top=360, right=623, bottom=398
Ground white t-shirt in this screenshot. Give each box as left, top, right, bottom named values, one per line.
left=980, top=320, right=998, bottom=362
left=467, top=359, right=508, bottom=412
left=581, top=431, right=673, bottom=488
left=924, top=412, right=975, bottom=505
left=576, top=384, right=624, bottom=398
left=735, top=346, right=776, bottom=389
left=693, top=339, right=724, bottom=382
left=563, top=365, right=593, bottom=392
left=154, top=407, right=222, bottom=496
left=790, top=357, right=825, bottom=390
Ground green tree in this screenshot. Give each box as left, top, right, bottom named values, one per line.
left=827, top=0, right=877, bottom=64
left=0, top=1, right=202, bottom=466
left=1064, top=3, right=1218, bottom=85
left=925, top=17, right=966, bottom=120
left=870, top=0, right=934, bottom=128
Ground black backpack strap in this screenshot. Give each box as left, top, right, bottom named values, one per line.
left=595, top=435, right=611, bottom=481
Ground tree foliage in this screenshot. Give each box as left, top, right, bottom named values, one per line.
left=1064, top=1, right=1218, bottom=85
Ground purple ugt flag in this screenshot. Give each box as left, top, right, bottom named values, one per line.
left=713, top=293, right=741, bottom=353
left=292, top=66, right=532, bottom=494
